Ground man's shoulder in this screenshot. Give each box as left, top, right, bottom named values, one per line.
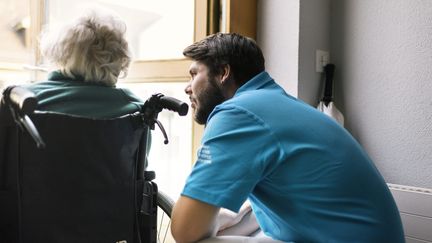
left=216, top=87, right=297, bottom=119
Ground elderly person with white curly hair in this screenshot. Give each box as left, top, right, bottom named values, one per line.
left=23, top=8, right=142, bottom=118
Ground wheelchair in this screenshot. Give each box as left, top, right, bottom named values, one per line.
left=0, top=86, right=185, bottom=243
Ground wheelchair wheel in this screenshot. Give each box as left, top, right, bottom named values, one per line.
left=157, top=190, right=175, bottom=243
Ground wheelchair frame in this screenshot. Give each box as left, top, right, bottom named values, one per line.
left=1, top=86, right=185, bottom=243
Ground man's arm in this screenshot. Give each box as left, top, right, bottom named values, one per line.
left=171, top=195, right=220, bottom=243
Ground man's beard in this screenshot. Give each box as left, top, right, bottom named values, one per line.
left=194, top=77, right=225, bottom=125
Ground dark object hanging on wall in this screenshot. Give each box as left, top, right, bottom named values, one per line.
left=317, top=64, right=345, bottom=126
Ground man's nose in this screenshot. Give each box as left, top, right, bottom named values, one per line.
left=184, top=83, right=191, bottom=94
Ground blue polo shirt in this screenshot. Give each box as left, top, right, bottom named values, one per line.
left=23, top=71, right=142, bottom=118
left=181, top=72, right=404, bottom=242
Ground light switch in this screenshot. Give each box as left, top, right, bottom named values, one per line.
left=316, top=50, right=330, bottom=72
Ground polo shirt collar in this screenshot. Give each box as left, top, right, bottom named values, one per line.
left=234, top=71, right=274, bottom=97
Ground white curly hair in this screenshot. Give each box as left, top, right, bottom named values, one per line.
left=39, top=8, right=131, bottom=86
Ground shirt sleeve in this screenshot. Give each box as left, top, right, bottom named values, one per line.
left=181, top=105, right=279, bottom=212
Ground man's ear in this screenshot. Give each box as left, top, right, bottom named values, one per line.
left=220, top=65, right=231, bottom=85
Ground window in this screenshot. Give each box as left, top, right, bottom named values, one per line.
left=0, top=0, right=257, bottom=200
left=46, top=0, right=195, bottom=60
left=0, top=0, right=33, bottom=87
left=0, top=0, right=31, bottom=63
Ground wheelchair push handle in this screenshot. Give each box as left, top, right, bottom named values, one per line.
left=159, top=95, right=189, bottom=116
left=142, top=93, right=189, bottom=118
left=142, top=93, right=189, bottom=144
left=2, top=86, right=46, bottom=148
left=4, top=86, right=38, bottom=115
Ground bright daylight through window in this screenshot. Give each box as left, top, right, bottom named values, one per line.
left=0, top=0, right=196, bottom=200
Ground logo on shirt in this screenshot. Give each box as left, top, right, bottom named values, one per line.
left=197, top=145, right=212, bottom=164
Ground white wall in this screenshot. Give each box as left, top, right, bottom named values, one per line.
left=331, top=0, right=432, bottom=188
left=256, top=0, right=299, bottom=97
left=298, top=0, right=332, bottom=106
left=257, top=0, right=432, bottom=189
left=257, top=0, right=332, bottom=104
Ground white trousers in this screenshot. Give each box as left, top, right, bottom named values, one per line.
left=198, top=230, right=286, bottom=243
left=198, top=202, right=287, bottom=242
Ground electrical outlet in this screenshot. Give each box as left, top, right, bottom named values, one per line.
left=316, top=50, right=330, bottom=72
